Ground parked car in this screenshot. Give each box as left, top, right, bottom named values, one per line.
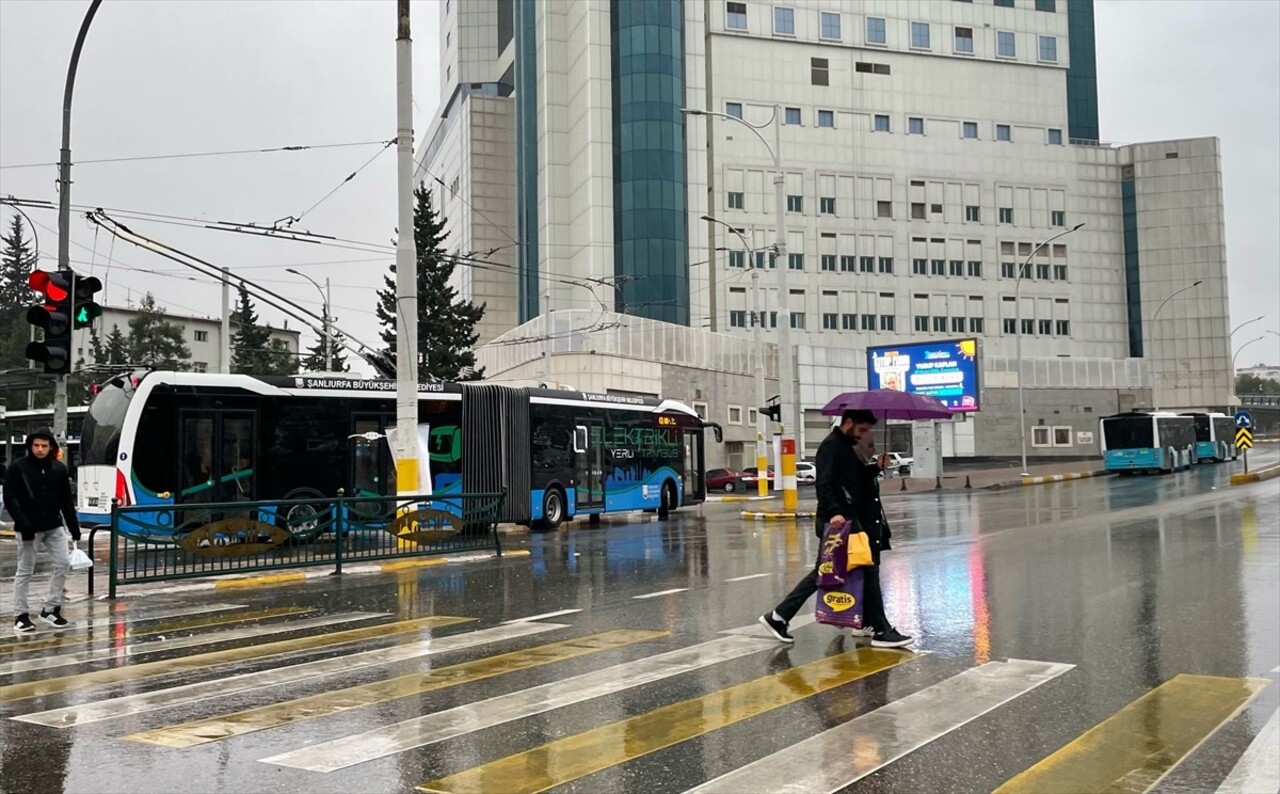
left=740, top=467, right=774, bottom=485
left=883, top=452, right=913, bottom=476
left=795, top=461, right=817, bottom=485
left=705, top=468, right=743, bottom=492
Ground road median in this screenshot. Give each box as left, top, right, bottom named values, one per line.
left=1230, top=464, right=1280, bottom=486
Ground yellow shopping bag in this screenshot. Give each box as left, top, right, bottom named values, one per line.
left=846, top=531, right=874, bottom=569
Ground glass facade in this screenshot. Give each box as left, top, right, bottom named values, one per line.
left=515, top=0, right=540, bottom=321
left=1066, top=0, right=1100, bottom=142
left=610, top=0, right=689, bottom=325
left=1122, top=177, right=1143, bottom=357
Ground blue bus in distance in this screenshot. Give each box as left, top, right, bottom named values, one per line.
left=1180, top=412, right=1238, bottom=463
left=1099, top=412, right=1197, bottom=474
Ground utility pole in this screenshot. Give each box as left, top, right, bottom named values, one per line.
left=220, top=267, right=231, bottom=373
left=394, top=0, right=420, bottom=495
left=53, top=0, right=103, bottom=443
left=324, top=277, right=332, bottom=371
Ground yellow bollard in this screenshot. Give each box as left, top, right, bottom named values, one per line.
left=756, top=432, right=769, bottom=497
left=781, top=436, right=798, bottom=511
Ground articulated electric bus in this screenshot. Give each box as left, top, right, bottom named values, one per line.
left=76, top=371, right=719, bottom=531
left=1179, top=412, right=1238, bottom=463
left=1099, top=411, right=1197, bottom=474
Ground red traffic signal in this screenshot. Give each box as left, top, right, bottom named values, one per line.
left=29, top=269, right=70, bottom=302
left=25, top=269, right=76, bottom=375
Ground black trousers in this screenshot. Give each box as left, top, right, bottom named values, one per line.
left=773, top=547, right=890, bottom=632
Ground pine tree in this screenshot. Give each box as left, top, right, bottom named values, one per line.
left=376, top=184, right=485, bottom=381
left=301, top=330, right=349, bottom=373
left=127, top=293, right=192, bottom=369
left=230, top=284, right=298, bottom=376
left=91, top=323, right=130, bottom=366
left=0, top=215, right=38, bottom=372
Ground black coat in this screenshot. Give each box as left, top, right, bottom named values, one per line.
left=813, top=429, right=892, bottom=562
left=3, top=432, right=81, bottom=541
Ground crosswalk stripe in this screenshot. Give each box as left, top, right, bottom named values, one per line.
left=263, top=634, right=778, bottom=773
left=633, top=588, right=687, bottom=600
left=1, top=611, right=365, bottom=675
left=0, top=607, right=313, bottom=658
left=14, top=620, right=567, bottom=729
left=417, top=646, right=919, bottom=794
left=719, top=613, right=815, bottom=637
left=501, top=609, right=582, bottom=623
left=1216, top=706, right=1280, bottom=794
left=126, top=628, right=668, bottom=749
left=686, top=658, right=1075, bottom=794
left=0, top=614, right=469, bottom=702
left=995, top=674, right=1270, bottom=794
left=0, top=603, right=246, bottom=647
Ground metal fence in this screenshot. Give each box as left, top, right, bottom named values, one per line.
left=107, top=491, right=505, bottom=597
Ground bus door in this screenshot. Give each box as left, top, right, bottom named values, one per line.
left=349, top=413, right=395, bottom=521
left=574, top=419, right=605, bottom=511
left=683, top=430, right=707, bottom=503
left=177, top=409, right=256, bottom=508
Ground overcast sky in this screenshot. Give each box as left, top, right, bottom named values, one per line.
left=1, top=0, right=1277, bottom=371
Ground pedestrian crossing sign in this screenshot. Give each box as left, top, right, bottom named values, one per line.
left=1235, top=428, right=1253, bottom=450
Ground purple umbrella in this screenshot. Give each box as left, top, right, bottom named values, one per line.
left=821, top=390, right=953, bottom=452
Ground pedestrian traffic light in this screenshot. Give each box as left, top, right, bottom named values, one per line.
left=73, top=273, right=103, bottom=328
left=761, top=403, right=781, bottom=423
left=25, top=269, right=75, bottom=375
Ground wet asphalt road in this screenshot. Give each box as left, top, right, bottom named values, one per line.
left=1, top=452, right=1277, bottom=794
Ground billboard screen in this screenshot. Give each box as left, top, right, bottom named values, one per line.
left=865, top=338, right=981, bottom=412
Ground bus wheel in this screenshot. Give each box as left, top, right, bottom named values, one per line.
left=658, top=481, right=677, bottom=520
left=535, top=488, right=565, bottom=532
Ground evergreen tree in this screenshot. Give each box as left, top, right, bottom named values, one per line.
left=127, top=293, right=192, bottom=369
left=301, top=330, right=349, bottom=373
left=376, top=184, right=485, bottom=381
left=0, top=215, right=38, bottom=372
left=230, top=284, right=298, bottom=376
left=91, top=323, right=130, bottom=366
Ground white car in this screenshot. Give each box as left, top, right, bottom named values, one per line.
left=795, top=461, right=817, bottom=485
left=883, top=452, right=913, bottom=476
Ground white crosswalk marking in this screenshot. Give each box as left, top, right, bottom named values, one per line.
left=1217, top=706, right=1280, bottom=794
left=0, top=603, right=246, bottom=642
left=262, top=634, right=776, bottom=773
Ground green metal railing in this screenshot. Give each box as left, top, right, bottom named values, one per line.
left=107, top=491, right=505, bottom=597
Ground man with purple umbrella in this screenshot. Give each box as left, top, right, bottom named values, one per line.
left=758, top=408, right=913, bottom=648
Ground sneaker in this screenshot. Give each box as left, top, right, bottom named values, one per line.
left=758, top=613, right=795, bottom=643
left=13, top=614, right=36, bottom=633
left=871, top=627, right=913, bottom=649
left=39, top=607, right=70, bottom=628
left=849, top=626, right=876, bottom=637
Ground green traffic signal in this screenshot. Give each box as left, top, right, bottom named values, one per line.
left=74, top=303, right=102, bottom=326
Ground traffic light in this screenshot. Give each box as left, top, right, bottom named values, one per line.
left=760, top=403, right=781, bottom=423
left=73, top=274, right=103, bottom=328
left=25, top=269, right=75, bottom=375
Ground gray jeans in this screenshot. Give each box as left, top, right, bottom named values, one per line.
left=14, top=526, right=70, bottom=617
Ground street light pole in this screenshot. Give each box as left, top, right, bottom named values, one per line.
left=1148, top=280, right=1203, bottom=411
left=704, top=215, right=769, bottom=497
left=1231, top=335, right=1266, bottom=402
left=1016, top=223, right=1085, bottom=476
left=394, top=0, right=420, bottom=496
left=287, top=268, right=332, bottom=371
left=1227, top=316, right=1265, bottom=405
left=684, top=105, right=797, bottom=511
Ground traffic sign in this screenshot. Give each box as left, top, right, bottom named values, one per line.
left=1234, top=411, right=1253, bottom=429
left=1235, top=428, right=1253, bottom=450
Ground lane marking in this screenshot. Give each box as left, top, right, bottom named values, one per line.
left=0, top=606, right=310, bottom=657
left=995, top=674, right=1270, bottom=794
left=0, top=612, right=381, bottom=675
left=687, top=658, right=1075, bottom=793
left=1217, top=705, right=1280, bottom=794
left=501, top=609, right=582, bottom=624
left=213, top=572, right=307, bottom=589
left=0, top=603, right=246, bottom=648
left=16, top=621, right=567, bottom=729
left=632, top=588, right=687, bottom=600
left=0, top=614, right=468, bottom=702
left=264, top=634, right=777, bottom=773
left=1272, top=665, right=1279, bottom=674
left=724, top=573, right=772, bottom=583
left=417, top=647, right=919, bottom=794
left=126, top=628, right=668, bottom=748
left=719, top=613, right=816, bottom=637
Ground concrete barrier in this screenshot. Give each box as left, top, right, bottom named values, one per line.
left=1230, top=464, right=1280, bottom=486
left=1016, top=469, right=1109, bottom=488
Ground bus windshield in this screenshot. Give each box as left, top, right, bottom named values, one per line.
left=80, top=383, right=132, bottom=466
left=1102, top=417, right=1153, bottom=450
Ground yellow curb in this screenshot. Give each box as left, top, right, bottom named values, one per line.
left=1019, top=470, right=1103, bottom=487
left=504, top=549, right=532, bottom=558
left=740, top=511, right=816, bottom=521
left=380, top=549, right=528, bottom=573
left=213, top=572, right=308, bottom=590
left=713, top=495, right=779, bottom=503
left=1231, top=465, right=1280, bottom=486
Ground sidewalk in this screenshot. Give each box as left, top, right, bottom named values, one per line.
left=888, top=459, right=1108, bottom=494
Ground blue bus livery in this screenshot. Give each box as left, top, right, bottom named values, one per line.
left=1179, top=412, right=1238, bottom=463
left=1099, top=412, right=1197, bottom=474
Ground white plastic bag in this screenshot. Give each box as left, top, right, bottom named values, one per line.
left=69, top=541, right=93, bottom=571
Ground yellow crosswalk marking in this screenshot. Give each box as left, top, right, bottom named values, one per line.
left=0, top=607, right=313, bottom=656
left=126, top=629, right=667, bottom=748
left=0, top=614, right=471, bottom=701
left=418, top=647, right=917, bottom=794
left=995, top=674, right=1269, bottom=794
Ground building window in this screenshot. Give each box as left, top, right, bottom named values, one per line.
left=729, top=250, right=746, bottom=268
left=789, top=253, right=805, bottom=270
left=908, top=117, right=925, bottom=135
left=876, top=201, right=893, bottom=219
left=726, top=102, right=743, bottom=118
left=965, top=205, right=981, bottom=222
left=1002, top=262, right=1016, bottom=278
left=820, top=196, right=836, bottom=214
left=1003, top=318, right=1017, bottom=334
left=952, top=317, right=966, bottom=333
left=1051, top=210, right=1066, bottom=226
left=996, top=0, right=1015, bottom=6
left=1039, top=35, right=1057, bottom=62
left=955, top=27, right=974, bottom=53
left=1021, top=318, right=1034, bottom=335
left=997, top=31, right=1016, bottom=58
left=916, top=315, right=932, bottom=332
left=879, top=257, right=894, bottom=274
left=726, top=1, right=748, bottom=30
left=881, top=315, right=896, bottom=331
left=1038, top=319, right=1052, bottom=335
left=194, top=330, right=209, bottom=342
left=861, top=314, right=876, bottom=330
left=932, top=316, right=947, bottom=332
left=996, top=124, right=1012, bottom=142
left=728, top=191, right=744, bottom=209
left=860, top=256, right=875, bottom=273
left=821, top=254, right=837, bottom=271
left=970, top=317, right=984, bottom=333
left=728, top=405, right=743, bottom=424
left=1036, top=0, right=1056, bottom=11
left=774, top=7, right=795, bottom=35
left=911, top=21, right=931, bottom=49
left=811, top=58, right=829, bottom=86
left=999, top=207, right=1014, bottom=223
left=1032, top=426, right=1052, bottom=447
left=1056, top=319, right=1071, bottom=335
left=757, top=251, right=774, bottom=269
left=790, top=312, right=806, bottom=329
left=818, top=109, right=835, bottom=128
left=911, top=203, right=927, bottom=220
left=913, top=258, right=928, bottom=275
left=785, top=106, right=802, bottom=125
left=787, top=194, right=804, bottom=212
left=931, top=259, right=945, bottom=276
left=1036, top=263, right=1051, bottom=280
left=768, top=311, right=778, bottom=327
left=192, top=361, right=208, bottom=373
left=823, top=312, right=838, bottom=330
left=730, top=310, right=747, bottom=327
left=967, top=261, right=983, bottom=277
left=963, top=121, right=979, bottom=139
left=857, top=61, right=892, bottom=75
left=1048, top=128, right=1063, bottom=145
left=840, top=255, right=856, bottom=272
left=874, top=114, right=890, bottom=132
left=820, top=11, right=841, bottom=40
left=1054, top=264, right=1069, bottom=280
left=867, top=17, right=886, bottom=44
left=949, top=260, right=964, bottom=277
left=836, top=313, right=853, bottom=330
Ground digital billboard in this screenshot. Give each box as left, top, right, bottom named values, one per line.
left=865, top=338, right=981, bottom=412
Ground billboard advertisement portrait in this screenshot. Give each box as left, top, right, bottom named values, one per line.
left=866, top=338, right=981, bottom=412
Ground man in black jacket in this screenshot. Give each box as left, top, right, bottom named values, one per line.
left=5, top=428, right=81, bottom=633
left=758, top=409, right=912, bottom=648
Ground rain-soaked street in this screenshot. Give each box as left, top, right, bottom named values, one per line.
left=2, top=452, right=1278, bottom=794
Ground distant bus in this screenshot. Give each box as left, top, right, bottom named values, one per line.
left=76, top=371, right=720, bottom=531
left=1180, top=412, right=1238, bottom=463
left=1099, top=412, right=1197, bottom=474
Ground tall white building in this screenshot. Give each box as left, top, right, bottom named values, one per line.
left=422, top=0, right=1233, bottom=460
